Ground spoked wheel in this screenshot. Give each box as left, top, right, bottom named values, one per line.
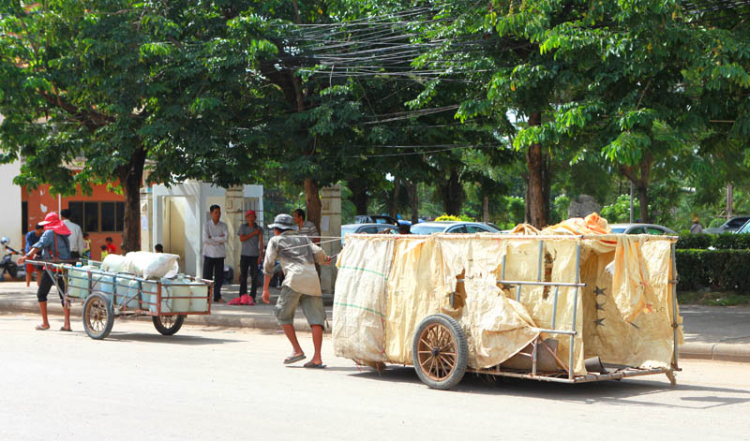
left=412, top=314, right=468, bottom=390
left=83, top=293, right=114, bottom=340
left=152, top=315, right=185, bottom=336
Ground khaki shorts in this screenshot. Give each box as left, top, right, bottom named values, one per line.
left=274, top=286, right=326, bottom=326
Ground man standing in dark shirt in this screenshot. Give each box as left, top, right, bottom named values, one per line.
left=237, top=210, right=263, bottom=305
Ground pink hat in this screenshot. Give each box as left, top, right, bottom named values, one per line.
left=38, top=212, right=71, bottom=235
left=245, top=210, right=256, bottom=217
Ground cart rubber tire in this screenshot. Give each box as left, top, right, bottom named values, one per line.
left=83, top=293, right=114, bottom=340
left=412, top=314, right=468, bottom=390
left=153, top=315, right=185, bottom=336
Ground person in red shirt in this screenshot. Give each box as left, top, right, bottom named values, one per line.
left=105, top=237, right=117, bottom=254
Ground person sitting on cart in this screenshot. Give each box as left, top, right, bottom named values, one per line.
left=18, top=212, right=73, bottom=332
left=262, top=213, right=332, bottom=368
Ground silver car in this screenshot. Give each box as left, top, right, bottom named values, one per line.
left=609, top=223, right=676, bottom=235
left=341, top=223, right=399, bottom=246
left=410, top=221, right=502, bottom=235
left=704, top=216, right=750, bottom=234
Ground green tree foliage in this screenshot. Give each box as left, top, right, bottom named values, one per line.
left=0, top=0, right=264, bottom=249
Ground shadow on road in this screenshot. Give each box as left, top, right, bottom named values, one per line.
left=345, top=365, right=750, bottom=410
left=102, top=332, right=240, bottom=346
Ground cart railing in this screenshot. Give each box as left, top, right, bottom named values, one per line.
left=29, top=259, right=214, bottom=317
left=452, top=237, right=681, bottom=381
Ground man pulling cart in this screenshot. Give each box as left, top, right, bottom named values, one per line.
left=18, top=212, right=75, bottom=332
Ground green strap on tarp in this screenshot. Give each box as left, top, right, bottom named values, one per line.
left=338, top=265, right=387, bottom=280
left=333, top=302, right=385, bottom=319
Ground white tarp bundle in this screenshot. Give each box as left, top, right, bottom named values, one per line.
left=333, top=215, right=682, bottom=376
left=332, top=236, right=394, bottom=364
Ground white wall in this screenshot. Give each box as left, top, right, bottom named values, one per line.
left=0, top=161, right=23, bottom=247
left=152, top=182, right=202, bottom=276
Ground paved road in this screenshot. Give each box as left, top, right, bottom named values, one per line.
left=2, top=314, right=749, bottom=441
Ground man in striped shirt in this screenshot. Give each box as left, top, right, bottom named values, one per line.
left=292, top=209, right=319, bottom=244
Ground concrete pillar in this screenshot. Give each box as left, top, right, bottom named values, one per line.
left=320, top=185, right=342, bottom=294
left=139, top=186, right=153, bottom=253
left=224, top=185, right=244, bottom=279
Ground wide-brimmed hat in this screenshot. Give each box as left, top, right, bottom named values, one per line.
left=38, top=212, right=71, bottom=235
left=268, top=214, right=298, bottom=231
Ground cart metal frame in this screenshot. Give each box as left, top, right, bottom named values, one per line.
left=28, top=259, right=214, bottom=339
left=446, top=234, right=681, bottom=385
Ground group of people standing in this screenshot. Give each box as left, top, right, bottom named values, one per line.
left=202, top=206, right=329, bottom=367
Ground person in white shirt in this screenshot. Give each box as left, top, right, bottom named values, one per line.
left=202, top=205, right=228, bottom=303
left=60, top=209, right=85, bottom=259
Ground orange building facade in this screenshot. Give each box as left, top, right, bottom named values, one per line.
left=22, top=183, right=126, bottom=261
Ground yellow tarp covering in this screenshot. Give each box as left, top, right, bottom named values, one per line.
left=333, top=215, right=682, bottom=376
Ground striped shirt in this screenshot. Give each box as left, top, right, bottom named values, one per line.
left=298, top=220, right=319, bottom=240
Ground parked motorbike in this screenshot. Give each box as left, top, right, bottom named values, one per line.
left=1, top=237, right=22, bottom=281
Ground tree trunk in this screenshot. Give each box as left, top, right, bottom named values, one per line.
left=349, top=180, right=369, bottom=215
left=304, top=178, right=322, bottom=234
left=620, top=155, right=653, bottom=223
left=406, top=180, right=419, bottom=224
left=442, top=167, right=463, bottom=215
left=637, top=184, right=649, bottom=223
left=526, top=112, right=546, bottom=229
left=118, top=146, right=147, bottom=253
left=390, top=179, right=401, bottom=219
left=483, top=196, right=490, bottom=223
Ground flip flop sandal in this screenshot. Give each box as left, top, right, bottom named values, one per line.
left=60, top=327, right=72, bottom=332
left=283, top=353, right=306, bottom=364
left=303, top=362, right=326, bottom=369
left=35, top=325, right=50, bottom=331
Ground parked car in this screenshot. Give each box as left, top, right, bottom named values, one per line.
left=734, top=219, right=750, bottom=234
left=354, top=214, right=398, bottom=225
left=410, top=221, right=502, bottom=235
left=704, top=216, right=750, bottom=234
left=341, top=223, right=399, bottom=246
left=609, top=223, right=677, bottom=235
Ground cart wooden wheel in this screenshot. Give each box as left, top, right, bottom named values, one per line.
left=412, top=314, right=468, bottom=390
left=153, top=315, right=185, bottom=336
left=83, top=293, right=114, bottom=340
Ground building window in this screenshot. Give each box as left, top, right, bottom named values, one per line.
left=69, top=201, right=125, bottom=233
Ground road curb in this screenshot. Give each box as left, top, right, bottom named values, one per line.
left=680, top=342, right=750, bottom=363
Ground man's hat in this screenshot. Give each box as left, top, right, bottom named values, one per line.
left=38, top=212, right=71, bottom=235
left=268, top=214, right=298, bottom=231
left=245, top=210, right=256, bottom=217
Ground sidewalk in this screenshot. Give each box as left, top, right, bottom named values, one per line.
left=1, top=281, right=749, bottom=363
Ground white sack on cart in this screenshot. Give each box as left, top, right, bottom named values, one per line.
left=101, top=254, right=128, bottom=273
left=124, top=251, right=179, bottom=279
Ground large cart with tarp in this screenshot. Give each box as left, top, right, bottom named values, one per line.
left=28, top=257, right=213, bottom=340
left=332, top=215, right=683, bottom=390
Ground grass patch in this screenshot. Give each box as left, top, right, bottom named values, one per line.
left=677, top=291, right=750, bottom=306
